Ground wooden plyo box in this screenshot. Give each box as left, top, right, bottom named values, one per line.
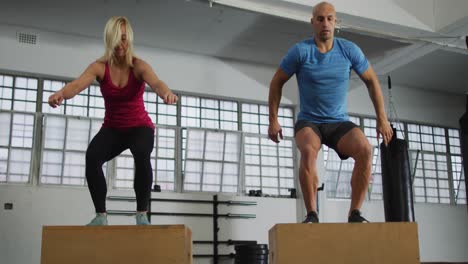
left=41, top=225, right=192, bottom=264
left=269, top=222, right=420, bottom=264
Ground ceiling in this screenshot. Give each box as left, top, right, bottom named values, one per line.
left=390, top=49, right=468, bottom=94
left=1, top=0, right=467, bottom=94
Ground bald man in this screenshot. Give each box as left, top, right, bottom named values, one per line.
left=268, top=2, right=393, bottom=223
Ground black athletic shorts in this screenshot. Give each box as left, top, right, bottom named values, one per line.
left=294, top=120, right=358, bottom=160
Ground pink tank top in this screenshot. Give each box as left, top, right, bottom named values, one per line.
left=99, top=62, right=155, bottom=129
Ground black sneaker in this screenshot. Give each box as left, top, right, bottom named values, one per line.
left=348, top=209, right=370, bottom=223
left=302, top=211, right=319, bottom=223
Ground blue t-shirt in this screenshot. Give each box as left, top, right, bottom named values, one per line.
left=280, top=37, right=369, bottom=123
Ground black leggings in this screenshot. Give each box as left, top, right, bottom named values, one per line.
left=85, top=126, right=154, bottom=213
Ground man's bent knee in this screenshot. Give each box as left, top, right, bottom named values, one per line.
left=352, top=142, right=372, bottom=162
left=299, top=145, right=320, bottom=162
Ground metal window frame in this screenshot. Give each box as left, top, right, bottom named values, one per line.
left=183, top=127, right=243, bottom=195
left=0, top=110, right=35, bottom=184
left=153, top=125, right=178, bottom=191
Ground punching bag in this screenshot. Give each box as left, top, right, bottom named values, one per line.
left=380, top=126, right=415, bottom=222
left=459, top=93, right=468, bottom=207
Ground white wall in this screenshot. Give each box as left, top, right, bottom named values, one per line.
left=434, top=0, right=468, bottom=31
left=0, top=23, right=467, bottom=264
left=0, top=24, right=297, bottom=105
left=0, top=185, right=296, bottom=264
left=348, top=83, right=466, bottom=128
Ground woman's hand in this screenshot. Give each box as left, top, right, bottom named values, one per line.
left=162, top=92, right=178, bottom=104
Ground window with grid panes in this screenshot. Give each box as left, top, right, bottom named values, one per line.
left=180, top=96, right=239, bottom=157
left=241, top=103, right=295, bottom=196
left=244, top=135, right=295, bottom=196
left=143, top=89, right=177, bottom=126
left=40, top=115, right=104, bottom=185
left=448, top=129, right=466, bottom=204
left=407, top=124, right=451, bottom=204
left=154, top=127, right=177, bottom=190
left=324, top=116, right=361, bottom=199
left=181, top=96, right=238, bottom=130
left=183, top=128, right=241, bottom=193
left=0, top=111, right=34, bottom=183
left=241, top=104, right=294, bottom=137
left=14, top=77, right=38, bottom=112
left=1, top=75, right=38, bottom=112
left=242, top=103, right=295, bottom=195
left=2, top=70, right=302, bottom=196
left=42, top=80, right=65, bottom=115
left=181, top=96, right=201, bottom=128
left=42, top=80, right=106, bottom=118
left=114, top=149, right=136, bottom=188
left=0, top=75, right=14, bottom=110
left=179, top=96, right=239, bottom=192
left=88, top=85, right=106, bottom=118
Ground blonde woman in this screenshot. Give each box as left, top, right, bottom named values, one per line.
left=48, top=16, right=178, bottom=225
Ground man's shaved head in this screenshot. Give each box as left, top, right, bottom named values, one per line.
left=311, top=2, right=337, bottom=42
left=312, top=2, right=336, bottom=18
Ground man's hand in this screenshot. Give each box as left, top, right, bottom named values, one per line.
left=377, top=118, right=393, bottom=146
left=48, top=91, right=64, bottom=108
left=268, top=120, right=284, bottom=143
left=162, top=92, right=178, bottom=104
